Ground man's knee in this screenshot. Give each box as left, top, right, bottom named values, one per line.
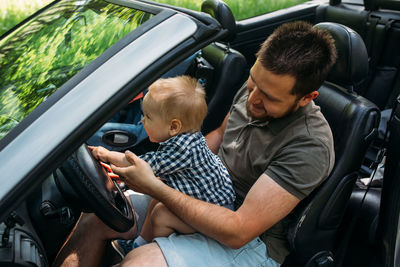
left=121, top=242, right=167, bottom=267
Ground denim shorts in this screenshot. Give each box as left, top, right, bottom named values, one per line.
left=155, top=233, right=280, bottom=267
left=128, top=192, right=279, bottom=267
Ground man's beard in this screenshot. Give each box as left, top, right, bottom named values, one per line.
left=246, top=99, right=299, bottom=122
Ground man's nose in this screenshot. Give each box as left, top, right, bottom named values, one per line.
left=248, top=87, right=262, bottom=104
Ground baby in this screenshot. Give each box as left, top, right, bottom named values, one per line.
left=91, top=75, right=235, bottom=248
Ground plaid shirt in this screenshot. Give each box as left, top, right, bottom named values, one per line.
left=140, top=132, right=235, bottom=206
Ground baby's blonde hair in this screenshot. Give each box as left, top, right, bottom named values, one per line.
left=144, top=75, right=207, bottom=132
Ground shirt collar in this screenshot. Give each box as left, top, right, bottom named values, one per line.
left=160, top=131, right=201, bottom=145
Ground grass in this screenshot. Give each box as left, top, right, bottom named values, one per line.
left=152, top=0, right=308, bottom=20
left=1, top=0, right=308, bottom=36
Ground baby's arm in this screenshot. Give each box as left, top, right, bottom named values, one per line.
left=89, top=146, right=130, bottom=167
left=150, top=202, right=196, bottom=239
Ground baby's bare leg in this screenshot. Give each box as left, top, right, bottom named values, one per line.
left=150, top=202, right=195, bottom=239
left=140, top=198, right=159, bottom=242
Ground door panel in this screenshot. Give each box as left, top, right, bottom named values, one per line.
left=377, top=96, right=400, bottom=266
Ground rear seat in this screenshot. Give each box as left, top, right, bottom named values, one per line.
left=364, top=0, right=400, bottom=110
left=314, top=3, right=399, bottom=262
left=316, top=0, right=400, bottom=176
left=316, top=0, right=400, bottom=110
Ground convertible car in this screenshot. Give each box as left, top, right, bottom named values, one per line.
left=0, top=0, right=399, bottom=266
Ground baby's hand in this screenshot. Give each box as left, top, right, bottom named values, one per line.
left=89, top=145, right=132, bottom=168
left=88, top=146, right=110, bottom=162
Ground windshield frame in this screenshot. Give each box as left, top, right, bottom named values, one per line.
left=0, top=0, right=169, bottom=142
left=0, top=0, right=225, bottom=221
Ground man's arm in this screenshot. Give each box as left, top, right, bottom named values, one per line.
left=205, top=113, right=230, bottom=154
left=112, top=151, right=300, bottom=248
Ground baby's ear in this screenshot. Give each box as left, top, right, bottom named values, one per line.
left=169, top=119, right=182, bottom=136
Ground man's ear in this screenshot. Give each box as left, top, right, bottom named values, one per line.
left=169, top=119, right=182, bottom=136
left=298, top=91, right=319, bottom=107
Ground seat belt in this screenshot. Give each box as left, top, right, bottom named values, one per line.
left=334, top=98, right=398, bottom=266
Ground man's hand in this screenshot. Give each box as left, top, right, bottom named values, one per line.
left=111, top=151, right=164, bottom=195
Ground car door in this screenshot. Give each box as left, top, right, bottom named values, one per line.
left=374, top=96, right=400, bottom=267
left=0, top=0, right=225, bottom=222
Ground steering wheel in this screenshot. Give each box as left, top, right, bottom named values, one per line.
left=58, top=144, right=135, bottom=232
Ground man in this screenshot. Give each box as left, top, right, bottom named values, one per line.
left=55, top=21, right=337, bottom=266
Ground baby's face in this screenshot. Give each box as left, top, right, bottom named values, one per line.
left=142, top=94, right=171, bottom=143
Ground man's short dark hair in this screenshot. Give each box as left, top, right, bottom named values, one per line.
left=256, top=21, right=337, bottom=97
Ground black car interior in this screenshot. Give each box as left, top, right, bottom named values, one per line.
left=316, top=0, right=400, bottom=109
left=200, top=0, right=400, bottom=266
left=282, top=22, right=380, bottom=266
left=375, top=95, right=400, bottom=267
left=311, top=0, right=400, bottom=266
left=198, top=0, right=248, bottom=135
left=2, top=0, right=400, bottom=266
left=315, top=0, right=400, bottom=175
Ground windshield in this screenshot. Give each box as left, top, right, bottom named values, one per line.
left=0, top=0, right=152, bottom=140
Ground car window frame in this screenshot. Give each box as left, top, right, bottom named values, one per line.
left=0, top=1, right=225, bottom=221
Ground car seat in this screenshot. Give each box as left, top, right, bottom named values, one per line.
left=316, top=0, right=400, bottom=177
left=282, top=22, right=380, bottom=266
left=199, top=0, right=248, bottom=135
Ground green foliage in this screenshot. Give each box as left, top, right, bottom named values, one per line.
left=227, top=0, right=308, bottom=20
left=0, top=0, right=53, bottom=36
left=151, top=0, right=308, bottom=20
left=0, top=0, right=310, bottom=37
left=0, top=0, right=151, bottom=139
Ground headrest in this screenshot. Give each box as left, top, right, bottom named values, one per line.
left=364, top=0, right=400, bottom=11
left=314, top=22, right=369, bottom=92
left=201, top=0, right=236, bottom=42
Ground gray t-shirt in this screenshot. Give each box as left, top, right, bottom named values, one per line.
left=218, top=84, right=334, bottom=263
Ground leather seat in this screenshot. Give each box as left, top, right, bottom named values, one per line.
left=282, top=22, right=380, bottom=266
left=375, top=94, right=400, bottom=265
left=200, top=0, right=248, bottom=134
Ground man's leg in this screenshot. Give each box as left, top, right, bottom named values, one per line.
left=53, top=213, right=137, bottom=267
left=120, top=243, right=168, bottom=267
left=155, top=233, right=279, bottom=267
left=122, top=233, right=280, bottom=267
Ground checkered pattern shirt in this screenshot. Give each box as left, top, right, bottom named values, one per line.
left=140, top=132, right=235, bottom=206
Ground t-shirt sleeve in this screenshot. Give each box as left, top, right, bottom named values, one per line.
left=264, top=137, right=333, bottom=200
